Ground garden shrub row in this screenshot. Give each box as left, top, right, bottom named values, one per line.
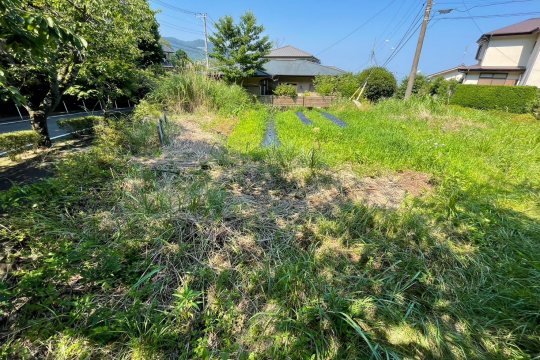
left=0, top=130, right=40, bottom=160
left=450, top=84, right=539, bottom=114
left=57, top=115, right=102, bottom=134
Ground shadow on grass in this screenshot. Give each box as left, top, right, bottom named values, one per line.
left=0, top=137, right=93, bottom=192
left=0, top=133, right=538, bottom=359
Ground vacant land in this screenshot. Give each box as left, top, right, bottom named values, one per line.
left=1, top=100, right=539, bottom=359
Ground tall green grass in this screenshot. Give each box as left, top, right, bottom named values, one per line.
left=147, top=70, right=253, bottom=116
left=2, top=98, right=539, bottom=359
left=227, top=108, right=269, bottom=155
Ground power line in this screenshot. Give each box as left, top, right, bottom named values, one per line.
left=316, top=0, right=400, bottom=56
left=437, top=11, right=540, bottom=19
left=159, top=20, right=204, bottom=35
left=436, top=0, right=534, bottom=12
left=353, top=2, right=426, bottom=72
left=157, top=11, right=203, bottom=27
left=151, top=0, right=198, bottom=15
left=454, top=0, right=526, bottom=66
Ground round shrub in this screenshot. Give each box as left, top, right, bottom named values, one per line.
left=274, top=83, right=297, bottom=97
left=357, top=67, right=397, bottom=102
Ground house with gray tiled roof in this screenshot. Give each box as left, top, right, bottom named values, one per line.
left=244, top=45, right=345, bottom=95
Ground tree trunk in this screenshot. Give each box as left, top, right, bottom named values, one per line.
left=29, top=110, right=52, bottom=147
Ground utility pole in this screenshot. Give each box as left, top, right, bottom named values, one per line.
left=404, top=0, right=433, bottom=99
left=198, top=13, right=210, bottom=70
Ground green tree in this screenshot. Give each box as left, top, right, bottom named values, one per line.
left=397, top=74, right=430, bottom=98
left=357, top=67, right=397, bottom=102
left=1, top=0, right=157, bottom=147
left=0, top=0, right=86, bottom=105
left=171, top=49, right=192, bottom=69
left=209, top=11, right=272, bottom=83
left=138, top=21, right=165, bottom=68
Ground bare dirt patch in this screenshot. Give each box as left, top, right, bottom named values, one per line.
left=306, top=169, right=433, bottom=210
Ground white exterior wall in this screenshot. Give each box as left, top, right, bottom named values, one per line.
left=480, top=35, right=536, bottom=67
left=521, top=34, right=540, bottom=86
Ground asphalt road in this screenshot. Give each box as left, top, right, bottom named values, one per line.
left=0, top=108, right=131, bottom=139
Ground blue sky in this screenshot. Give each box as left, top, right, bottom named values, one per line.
left=151, top=0, right=540, bottom=78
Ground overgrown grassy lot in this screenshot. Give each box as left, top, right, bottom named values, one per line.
left=1, top=98, right=539, bottom=359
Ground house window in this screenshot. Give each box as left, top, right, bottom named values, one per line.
left=478, top=73, right=509, bottom=86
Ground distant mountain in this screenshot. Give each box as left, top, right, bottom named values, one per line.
left=162, top=37, right=214, bottom=61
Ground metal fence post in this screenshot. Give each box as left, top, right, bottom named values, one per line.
left=15, top=105, right=24, bottom=121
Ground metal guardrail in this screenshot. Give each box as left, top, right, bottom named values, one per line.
left=0, top=108, right=133, bottom=157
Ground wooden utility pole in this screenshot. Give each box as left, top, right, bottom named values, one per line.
left=404, top=0, right=433, bottom=99
left=198, top=13, right=210, bottom=70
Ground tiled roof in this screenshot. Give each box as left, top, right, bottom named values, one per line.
left=428, top=65, right=464, bottom=78
left=483, top=18, right=540, bottom=37
left=266, top=46, right=316, bottom=59
left=256, top=59, right=345, bottom=77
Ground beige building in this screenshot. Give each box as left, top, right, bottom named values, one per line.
left=430, top=18, right=540, bottom=87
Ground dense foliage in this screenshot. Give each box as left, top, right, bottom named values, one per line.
left=313, top=73, right=358, bottom=97
left=428, top=76, right=459, bottom=101
left=147, top=71, right=253, bottom=115
left=396, top=74, right=430, bottom=98
left=274, top=83, right=297, bottom=97
left=1, top=0, right=161, bottom=146
left=209, top=11, right=272, bottom=83
left=450, top=84, right=539, bottom=113
left=357, top=67, right=397, bottom=102
left=314, top=68, right=396, bottom=101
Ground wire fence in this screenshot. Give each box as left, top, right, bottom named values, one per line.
left=0, top=97, right=135, bottom=122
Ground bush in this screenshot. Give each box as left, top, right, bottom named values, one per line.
left=57, top=116, right=102, bottom=135
left=336, top=73, right=360, bottom=98
left=357, top=67, right=397, bottom=102
left=147, top=70, right=253, bottom=116
left=133, top=100, right=163, bottom=121
left=396, top=74, right=430, bottom=98
left=428, top=77, right=459, bottom=102
left=450, top=84, right=539, bottom=113
left=313, top=73, right=361, bottom=98
left=274, top=84, right=297, bottom=97
left=0, top=130, right=40, bottom=160
left=313, top=75, right=338, bottom=96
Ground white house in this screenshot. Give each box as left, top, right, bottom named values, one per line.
left=428, top=65, right=465, bottom=82
left=430, top=18, right=540, bottom=87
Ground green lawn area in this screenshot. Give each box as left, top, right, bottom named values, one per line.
left=2, top=100, right=539, bottom=359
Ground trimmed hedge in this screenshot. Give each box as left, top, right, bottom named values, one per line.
left=58, top=116, right=102, bottom=134
left=0, top=130, right=40, bottom=160
left=450, top=84, right=539, bottom=114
